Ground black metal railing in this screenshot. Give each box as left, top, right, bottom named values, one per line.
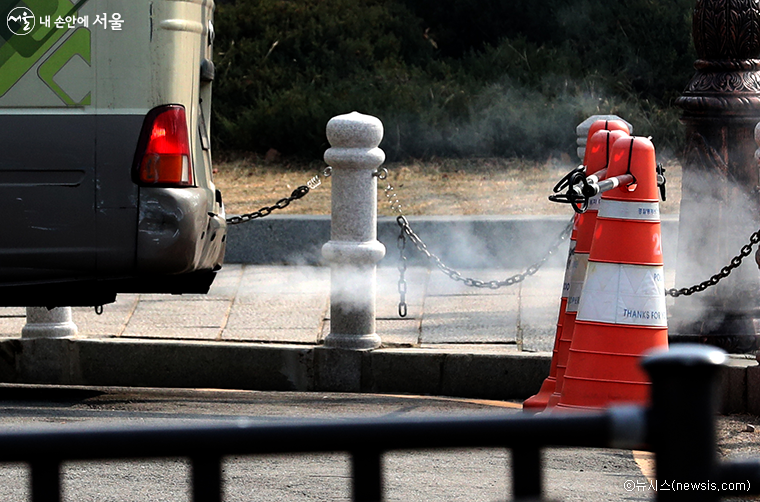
left=0, top=344, right=757, bottom=502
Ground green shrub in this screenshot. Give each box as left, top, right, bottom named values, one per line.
left=212, top=0, right=436, bottom=157
left=212, top=0, right=694, bottom=161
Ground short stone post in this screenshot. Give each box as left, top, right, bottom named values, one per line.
left=321, top=112, right=386, bottom=350
left=575, top=114, right=633, bottom=161
left=21, top=307, right=78, bottom=338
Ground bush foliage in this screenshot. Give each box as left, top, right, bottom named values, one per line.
left=212, top=0, right=696, bottom=160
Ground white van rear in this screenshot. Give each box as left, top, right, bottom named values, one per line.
left=0, top=0, right=226, bottom=306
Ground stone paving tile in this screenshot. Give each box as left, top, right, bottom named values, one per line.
left=0, top=309, right=25, bottom=337
left=317, top=318, right=420, bottom=347
left=138, top=293, right=224, bottom=302
left=516, top=268, right=563, bottom=352
left=119, top=327, right=222, bottom=340
left=73, top=295, right=139, bottom=337
left=225, top=296, right=327, bottom=330
left=0, top=264, right=577, bottom=349
left=416, top=343, right=522, bottom=354
left=206, top=264, right=244, bottom=299
left=0, top=308, right=25, bottom=317
left=376, top=318, right=421, bottom=346
left=122, top=299, right=230, bottom=339
left=519, top=295, right=561, bottom=353
left=237, top=265, right=329, bottom=296
left=419, top=294, right=519, bottom=344
left=222, top=328, right=319, bottom=343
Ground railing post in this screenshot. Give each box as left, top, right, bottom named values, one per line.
left=22, top=307, right=78, bottom=339
left=321, top=112, right=386, bottom=350
left=352, top=449, right=383, bottom=502
left=641, top=344, right=727, bottom=502
left=191, top=455, right=222, bottom=502
left=30, top=460, right=61, bottom=502
left=512, top=447, right=543, bottom=500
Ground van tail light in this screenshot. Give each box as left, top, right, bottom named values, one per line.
left=134, top=105, right=193, bottom=187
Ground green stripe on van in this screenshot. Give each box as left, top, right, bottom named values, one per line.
left=38, top=27, right=90, bottom=105
left=0, top=0, right=90, bottom=99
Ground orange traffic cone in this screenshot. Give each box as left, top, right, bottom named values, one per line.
left=545, top=128, right=630, bottom=408
left=522, top=221, right=577, bottom=411
left=586, top=119, right=630, bottom=142
left=556, top=136, right=668, bottom=410
left=524, top=120, right=629, bottom=412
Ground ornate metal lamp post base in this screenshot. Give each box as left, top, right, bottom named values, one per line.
left=669, top=314, right=760, bottom=354
left=671, top=0, right=760, bottom=353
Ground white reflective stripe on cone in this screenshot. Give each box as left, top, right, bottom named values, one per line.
left=576, top=261, right=667, bottom=327
left=566, top=253, right=589, bottom=313
left=587, top=193, right=603, bottom=211
left=561, top=240, right=577, bottom=299
left=597, top=200, right=660, bottom=221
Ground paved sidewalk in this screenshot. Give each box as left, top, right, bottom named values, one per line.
left=0, top=263, right=684, bottom=401
left=0, top=264, right=573, bottom=353
left=0, top=263, right=679, bottom=354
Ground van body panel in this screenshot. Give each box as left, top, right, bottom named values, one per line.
left=0, top=114, right=97, bottom=280
left=0, top=0, right=225, bottom=306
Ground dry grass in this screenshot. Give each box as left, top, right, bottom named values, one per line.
left=213, top=156, right=682, bottom=217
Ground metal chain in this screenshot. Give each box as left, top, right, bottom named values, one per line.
left=397, top=229, right=409, bottom=317
left=226, top=167, right=332, bottom=225
left=666, top=228, right=760, bottom=297
left=381, top=165, right=760, bottom=300
left=379, top=171, right=574, bottom=313
left=395, top=214, right=573, bottom=289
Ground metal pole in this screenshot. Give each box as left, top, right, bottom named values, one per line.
left=322, top=112, right=386, bottom=350
left=512, top=447, right=543, bottom=500
left=22, top=307, right=78, bottom=339
left=642, top=344, right=726, bottom=502
left=191, top=455, right=222, bottom=502
left=352, top=449, right=383, bottom=502
left=30, top=460, right=61, bottom=502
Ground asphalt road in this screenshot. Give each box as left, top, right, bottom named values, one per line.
left=0, top=385, right=649, bottom=501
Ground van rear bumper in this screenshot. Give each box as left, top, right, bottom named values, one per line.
left=0, top=187, right=226, bottom=307
left=137, top=186, right=226, bottom=275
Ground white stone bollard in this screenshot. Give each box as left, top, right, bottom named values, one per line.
left=321, top=112, right=386, bottom=350
left=576, top=114, right=633, bottom=161
left=21, top=307, right=78, bottom=338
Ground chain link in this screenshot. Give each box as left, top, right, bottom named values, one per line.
left=397, top=229, right=409, bottom=317
left=382, top=164, right=760, bottom=302
left=395, top=214, right=573, bottom=289
left=666, top=229, right=760, bottom=297
left=226, top=167, right=331, bottom=225
left=382, top=176, right=573, bottom=315
left=228, top=161, right=760, bottom=305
